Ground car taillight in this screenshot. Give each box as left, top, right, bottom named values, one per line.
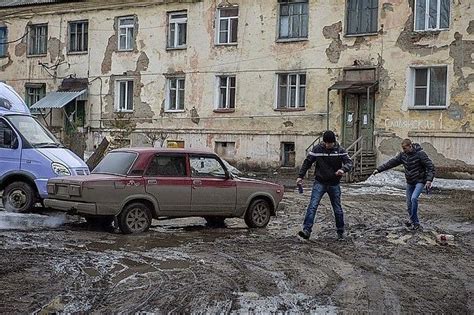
left=47, top=184, right=55, bottom=195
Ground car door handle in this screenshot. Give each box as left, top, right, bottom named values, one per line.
left=192, top=180, right=202, bottom=188
left=147, top=179, right=158, bottom=185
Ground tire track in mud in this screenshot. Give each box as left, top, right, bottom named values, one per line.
left=0, top=189, right=472, bottom=313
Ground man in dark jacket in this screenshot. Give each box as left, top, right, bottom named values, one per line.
left=297, top=130, right=353, bottom=240
left=373, top=139, right=434, bottom=230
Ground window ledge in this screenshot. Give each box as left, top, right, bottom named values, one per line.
left=164, top=110, right=186, bottom=113
left=408, top=106, right=447, bottom=110
left=213, top=108, right=235, bottom=113
left=344, top=32, right=378, bottom=38
left=27, top=54, right=47, bottom=58
left=413, top=29, right=448, bottom=33
left=276, top=38, right=308, bottom=43
left=0, top=55, right=8, bottom=59
left=215, top=43, right=238, bottom=47
left=117, top=49, right=134, bottom=52
left=115, top=110, right=134, bottom=113
left=166, top=46, right=187, bottom=51
left=274, top=108, right=306, bottom=112
left=67, top=51, right=88, bottom=55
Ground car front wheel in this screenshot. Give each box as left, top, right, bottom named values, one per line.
left=2, top=181, right=36, bottom=213
left=244, top=199, right=271, bottom=228
left=118, top=202, right=152, bottom=234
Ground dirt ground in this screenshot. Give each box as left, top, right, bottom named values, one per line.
left=0, top=183, right=472, bottom=314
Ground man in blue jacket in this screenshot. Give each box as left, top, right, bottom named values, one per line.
left=373, top=139, right=435, bottom=230
left=297, top=130, right=353, bottom=240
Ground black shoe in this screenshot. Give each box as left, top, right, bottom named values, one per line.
left=404, top=221, right=413, bottom=228
left=412, top=224, right=421, bottom=231
left=337, top=232, right=345, bottom=241
left=298, top=230, right=310, bottom=240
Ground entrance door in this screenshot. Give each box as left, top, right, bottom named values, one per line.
left=342, top=93, right=374, bottom=151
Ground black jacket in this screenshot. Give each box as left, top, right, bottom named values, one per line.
left=298, top=142, right=353, bottom=185
left=377, top=143, right=435, bottom=184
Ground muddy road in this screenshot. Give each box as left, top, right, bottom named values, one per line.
left=0, top=182, right=472, bottom=314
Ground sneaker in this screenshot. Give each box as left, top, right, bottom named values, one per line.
left=298, top=230, right=310, bottom=240
left=412, top=224, right=421, bottom=231
left=404, top=221, right=413, bottom=228
left=337, top=232, right=345, bottom=241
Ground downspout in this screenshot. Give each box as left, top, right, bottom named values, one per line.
left=326, top=88, right=331, bottom=130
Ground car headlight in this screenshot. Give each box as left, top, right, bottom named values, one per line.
left=52, top=162, right=71, bottom=176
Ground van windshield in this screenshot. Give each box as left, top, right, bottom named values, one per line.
left=6, top=115, right=61, bottom=148
left=92, top=152, right=138, bottom=176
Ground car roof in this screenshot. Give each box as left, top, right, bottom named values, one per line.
left=111, top=147, right=216, bottom=155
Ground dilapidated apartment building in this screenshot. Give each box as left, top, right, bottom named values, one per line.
left=0, top=0, right=473, bottom=177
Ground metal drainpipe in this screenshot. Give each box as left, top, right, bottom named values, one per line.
left=326, top=88, right=331, bottom=130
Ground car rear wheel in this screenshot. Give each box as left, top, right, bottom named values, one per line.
left=118, top=202, right=152, bottom=234
left=204, top=216, right=226, bottom=227
left=85, top=216, right=114, bottom=229
left=244, top=199, right=271, bottom=228
left=2, top=181, right=36, bottom=213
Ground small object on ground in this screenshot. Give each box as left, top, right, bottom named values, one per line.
left=297, top=183, right=304, bottom=194
left=404, top=220, right=413, bottom=228
left=436, top=234, right=454, bottom=245
left=298, top=230, right=310, bottom=240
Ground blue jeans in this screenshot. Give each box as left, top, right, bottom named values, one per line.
left=303, top=181, right=344, bottom=234
left=406, top=183, right=424, bottom=225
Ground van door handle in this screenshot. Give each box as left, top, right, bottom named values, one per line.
left=192, top=180, right=202, bottom=188
left=147, top=179, right=158, bottom=185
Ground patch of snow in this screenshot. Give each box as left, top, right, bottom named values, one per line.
left=362, top=170, right=474, bottom=191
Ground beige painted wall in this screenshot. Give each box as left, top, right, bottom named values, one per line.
left=1, top=0, right=472, bottom=172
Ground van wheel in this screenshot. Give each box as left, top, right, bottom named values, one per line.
left=118, top=202, right=152, bottom=234
left=244, top=199, right=271, bottom=228
left=2, top=181, right=36, bottom=213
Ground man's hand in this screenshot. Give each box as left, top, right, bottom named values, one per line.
left=335, top=169, right=345, bottom=176
left=372, top=169, right=379, bottom=176
left=296, top=178, right=303, bottom=185
left=425, top=181, right=432, bottom=190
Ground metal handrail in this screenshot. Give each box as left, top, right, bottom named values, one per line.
left=305, top=135, right=321, bottom=155
left=345, top=136, right=365, bottom=180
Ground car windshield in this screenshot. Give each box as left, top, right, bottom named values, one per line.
left=6, top=115, right=61, bottom=148
left=92, top=151, right=137, bottom=176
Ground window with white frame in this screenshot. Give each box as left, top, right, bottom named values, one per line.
left=116, top=80, right=134, bottom=111
left=217, top=76, right=236, bottom=109
left=25, top=83, right=46, bottom=108
left=415, top=0, right=450, bottom=31
left=411, top=66, right=447, bottom=108
left=68, top=20, right=88, bottom=53
left=278, top=0, right=308, bottom=40
left=28, top=24, right=47, bottom=55
left=166, top=77, right=185, bottom=111
left=217, top=7, right=238, bottom=44
left=118, top=16, right=135, bottom=51
left=277, top=73, right=306, bottom=109
left=0, top=27, right=7, bottom=57
left=168, top=12, right=187, bottom=49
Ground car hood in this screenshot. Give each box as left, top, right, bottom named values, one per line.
left=38, top=148, right=87, bottom=169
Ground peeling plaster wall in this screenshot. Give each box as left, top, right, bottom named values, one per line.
left=0, top=0, right=472, bottom=174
